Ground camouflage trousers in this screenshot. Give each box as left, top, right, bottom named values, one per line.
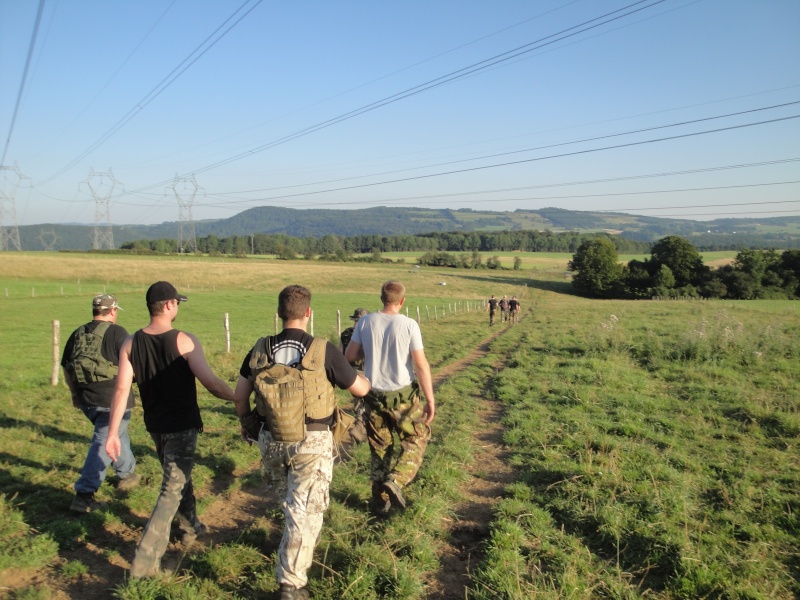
left=130, top=429, right=203, bottom=578
left=258, top=429, right=333, bottom=589
left=365, top=384, right=431, bottom=489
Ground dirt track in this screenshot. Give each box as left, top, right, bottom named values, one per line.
left=35, top=325, right=517, bottom=599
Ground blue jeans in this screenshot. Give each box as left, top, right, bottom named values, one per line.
left=74, top=404, right=135, bottom=494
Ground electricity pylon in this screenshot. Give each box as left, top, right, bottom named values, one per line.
left=86, top=168, right=118, bottom=250
left=172, top=174, right=200, bottom=254
left=0, top=165, right=26, bottom=251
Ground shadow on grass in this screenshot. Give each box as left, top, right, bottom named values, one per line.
left=0, top=411, right=87, bottom=444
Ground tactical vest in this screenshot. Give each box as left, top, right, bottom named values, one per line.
left=66, top=321, right=118, bottom=385
left=250, top=337, right=335, bottom=443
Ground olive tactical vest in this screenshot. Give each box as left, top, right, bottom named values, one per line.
left=250, top=337, right=335, bottom=443
left=66, top=321, right=118, bottom=385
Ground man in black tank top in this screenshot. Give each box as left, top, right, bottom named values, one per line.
left=105, top=281, right=235, bottom=579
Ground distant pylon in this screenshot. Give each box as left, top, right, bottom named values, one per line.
left=38, top=228, right=58, bottom=251
left=0, top=165, right=27, bottom=251
left=172, top=174, right=200, bottom=254
left=86, top=168, right=118, bottom=250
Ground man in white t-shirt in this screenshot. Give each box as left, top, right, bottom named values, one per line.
left=345, top=281, right=435, bottom=517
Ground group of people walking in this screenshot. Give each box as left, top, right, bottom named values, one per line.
left=62, top=280, right=434, bottom=600
left=486, top=294, right=521, bottom=326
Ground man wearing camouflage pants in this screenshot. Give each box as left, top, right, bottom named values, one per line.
left=105, top=281, right=235, bottom=578
left=345, top=280, right=435, bottom=517
left=233, top=285, right=370, bottom=600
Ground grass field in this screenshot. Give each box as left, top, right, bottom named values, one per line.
left=0, top=252, right=796, bottom=599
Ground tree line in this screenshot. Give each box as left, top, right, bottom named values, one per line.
left=568, top=235, right=800, bottom=300
left=120, top=230, right=651, bottom=257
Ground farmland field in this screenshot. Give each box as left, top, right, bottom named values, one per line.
left=0, top=252, right=797, bottom=599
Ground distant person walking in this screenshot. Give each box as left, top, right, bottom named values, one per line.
left=233, top=285, right=370, bottom=600
left=508, top=295, right=520, bottom=324
left=487, top=294, right=498, bottom=326
left=62, top=294, right=140, bottom=513
left=499, top=295, right=510, bottom=323
left=345, top=281, right=435, bottom=517
left=105, top=281, right=235, bottom=579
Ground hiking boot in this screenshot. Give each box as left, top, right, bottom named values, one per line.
left=116, top=473, right=142, bottom=492
left=279, top=584, right=310, bottom=599
left=179, top=521, right=207, bottom=546
left=371, top=483, right=392, bottom=519
left=70, top=492, right=100, bottom=513
left=382, top=480, right=407, bottom=510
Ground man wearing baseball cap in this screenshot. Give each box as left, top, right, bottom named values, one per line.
left=105, top=281, right=234, bottom=578
left=62, top=293, right=140, bottom=513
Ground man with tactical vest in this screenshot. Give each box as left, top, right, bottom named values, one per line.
left=105, top=281, right=236, bottom=579
left=62, top=293, right=140, bottom=513
left=233, top=285, right=370, bottom=600
left=344, top=281, right=435, bottom=518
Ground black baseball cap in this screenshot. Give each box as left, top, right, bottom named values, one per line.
left=145, top=281, right=188, bottom=304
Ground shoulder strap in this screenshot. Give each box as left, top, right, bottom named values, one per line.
left=249, top=336, right=273, bottom=370
left=301, top=338, right=326, bottom=371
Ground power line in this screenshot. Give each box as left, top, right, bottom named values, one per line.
left=1, top=0, right=46, bottom=166
left=30, top=0, right=179, bottom=160
left=40, top=0, right=264, bottom=184
left=209, top=101, right=800, bottom=197
left=189, top=114, right=800, bottom=205
left=127, top=0, right=671, bottom=195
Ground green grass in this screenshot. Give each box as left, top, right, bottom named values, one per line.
left=0, top=253, right=797, bottom=598
left=466, top=296, right=800, bottom=599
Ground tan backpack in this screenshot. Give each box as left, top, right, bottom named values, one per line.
left=250, top=337, right=334, bottom=443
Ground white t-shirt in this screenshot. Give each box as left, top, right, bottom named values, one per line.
left=351, top=311, right=424, bottom=392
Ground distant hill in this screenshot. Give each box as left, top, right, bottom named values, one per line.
left=13, top=206, right=800, bottom=251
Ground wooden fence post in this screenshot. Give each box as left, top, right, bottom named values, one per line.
left=274, top=313, right=279, bottom=335
left=416, top=306, right=421, bottom=323
left=310, top=310, right=314, bottom=336
left=224, top=313, right=230, bottom=353
left=51, top=320, right=60, bottom=386
left=337, top=310, right=341, bottom=337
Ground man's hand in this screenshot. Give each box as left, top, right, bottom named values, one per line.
left=239, top=409, right=261, bottom=443
left=423, top=398, right=435, bottom=426
left=106, top=434, right=121, bottom=462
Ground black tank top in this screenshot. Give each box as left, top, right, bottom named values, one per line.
left=131, top=329, right=202, bottom=433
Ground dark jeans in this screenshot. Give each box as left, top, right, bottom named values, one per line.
left=130, top=429, right=201, bottom=578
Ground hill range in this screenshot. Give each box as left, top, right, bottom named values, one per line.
left=14, top=206, right=800, bottom=251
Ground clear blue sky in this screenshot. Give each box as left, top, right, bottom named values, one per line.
left=1, top=0, right=798, bottom=227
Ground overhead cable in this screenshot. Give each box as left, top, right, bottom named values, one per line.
left=40, top=0, right=264, bottom=184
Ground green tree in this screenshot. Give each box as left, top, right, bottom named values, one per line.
left=568, top=237, right=623, bottom=297
left=513, top=256, right=522, bottom=271
left=649, top=236, right=707, bottom=288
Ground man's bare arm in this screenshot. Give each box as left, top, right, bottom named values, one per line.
left=411, top=348, right=435, bottom=425
left=232, top=375, right=254, bottom=419
left=347, top=373, right=371, bottom=398
left=344, top=340, right=363, bottom=365
left=105, top=337, right=134, bottom=461
left=178, top=332, right=235, bottom=401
